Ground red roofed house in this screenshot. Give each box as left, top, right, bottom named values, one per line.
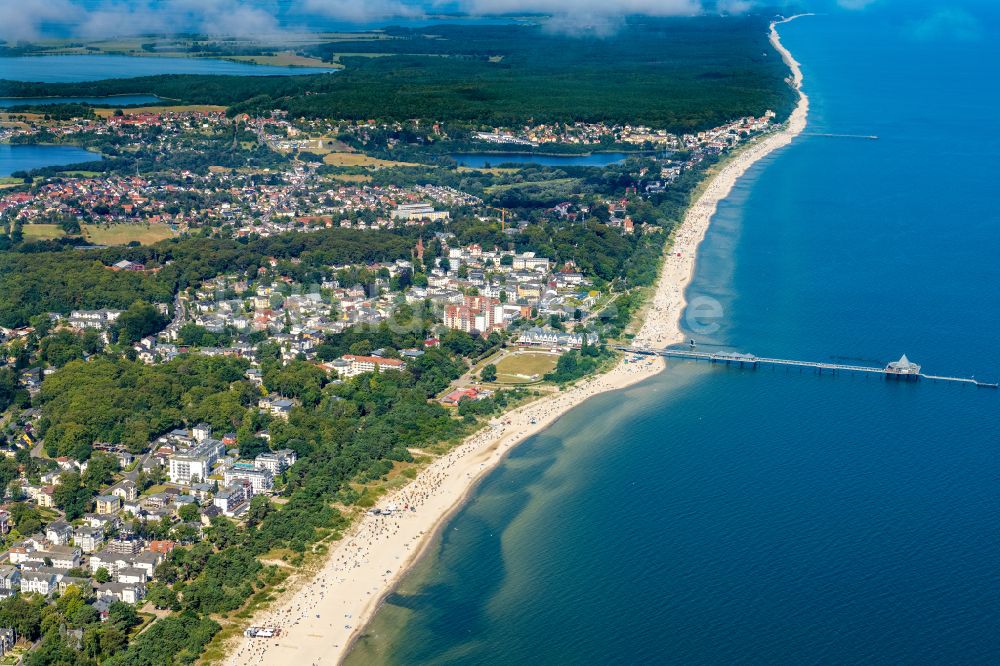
left=441, top=387, right=481, bottom=407
left=149, top=540, right=176, bottom=554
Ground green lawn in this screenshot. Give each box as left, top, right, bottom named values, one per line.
left=23, top=224, right=67, bottom=240
left=493, top=352, right=560, bottom=384
left=81, top=223, right=175, bottom=245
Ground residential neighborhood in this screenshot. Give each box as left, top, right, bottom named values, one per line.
left=1, top=108, right=777, bottom=244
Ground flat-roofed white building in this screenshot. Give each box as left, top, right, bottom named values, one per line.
left=168, top=439, right=225, bottom=485
left=390, top=203, right=449, bottom=222
left=336, top=354, right=406, bottom=378
left=224, top=465, right=274, bottom=494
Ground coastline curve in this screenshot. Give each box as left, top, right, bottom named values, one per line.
left=220, top=16, right=811, bottom=666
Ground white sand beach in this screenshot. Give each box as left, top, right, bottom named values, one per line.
left=221, top=18, right=809, bottom=666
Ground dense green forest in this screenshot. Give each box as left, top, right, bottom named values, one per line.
left=0, top=17, right=795, bottom=131
left=38, top=355, right=253, bottom=458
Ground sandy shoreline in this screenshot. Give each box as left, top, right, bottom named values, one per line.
left=221, top=17, right=809, bottom=666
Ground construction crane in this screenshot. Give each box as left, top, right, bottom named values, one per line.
left=487, top=206, right=509, bottom=232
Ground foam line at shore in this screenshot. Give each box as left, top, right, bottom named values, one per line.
left=221, top=17, right=810, bottom=666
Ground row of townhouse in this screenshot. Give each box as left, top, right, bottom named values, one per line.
left=8, top=542, right=82, bottom=569
left=64, top=309, right=122, bottom=332
left=517, top=327, right=600, bottom=349
left=2, top=565, right=90, bottom=598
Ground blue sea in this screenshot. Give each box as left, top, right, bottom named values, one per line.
left=348, top=2, right=1000, bottom=664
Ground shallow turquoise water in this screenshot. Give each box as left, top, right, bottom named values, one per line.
left=349, top=3, right=1000, bottom=664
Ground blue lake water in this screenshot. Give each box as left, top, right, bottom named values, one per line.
left=0, top=144, right=100, bottom=177
left=0, top=95, right=162, bottom=108
left=0, top=55, right=334, bottom=83
left=349, top=2, right=1000, bottom=664
left=450, top=152, right=629, bottom=167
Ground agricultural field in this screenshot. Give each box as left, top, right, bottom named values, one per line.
left=81, top=223, right=175, bottom=245
left=223, top=53, right=340, bottom=69
left=493, top=351, right=560, bottom=384
left=324, top=173, right=372, bottom=183
left=457, top=166, right=520, bottom=175
left=323, top=152, right=420, bottom=168
left=7, top=32, right=390, bottom=58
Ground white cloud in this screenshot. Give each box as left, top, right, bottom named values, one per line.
left=458, top=0, right=700, bottom=17
left=297, top=0, right=425, bottom=22
left=0, top=0, right=83, bottom=42
left=456, top=0, right=701, bottom=36
left=716, top=0, right=753, bottom=14
left=74, top=0, right=284, bottom=38
left=2, top=0, right=715, bottom=42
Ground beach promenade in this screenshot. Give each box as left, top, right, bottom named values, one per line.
left=221, top=17, right=810, bottom=666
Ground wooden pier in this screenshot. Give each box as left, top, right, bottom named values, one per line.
left=619, top=346, right=998, bottom=389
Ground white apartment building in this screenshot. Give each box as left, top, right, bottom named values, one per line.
left=336, top=354, right=406, bottom=378
left=223, top=465, right=274, bottom=494
left=168, top=439, right=225, bottom=485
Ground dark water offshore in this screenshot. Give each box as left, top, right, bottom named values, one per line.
left=348, top=2, right=1000, bottom=664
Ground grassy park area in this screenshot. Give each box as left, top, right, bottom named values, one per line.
left=493, top=351, right=560, bottom=384
left=81, top=223, right=175, bottom=245
left=322, top=152, right=420, bottom=168
left=21, top=224, right=66, bottom=240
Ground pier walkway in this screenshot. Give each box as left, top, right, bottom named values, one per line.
left=618, top=346, right=998, bottom=389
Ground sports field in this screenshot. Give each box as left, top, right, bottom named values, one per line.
left=493, top=351, right=559, bottom=384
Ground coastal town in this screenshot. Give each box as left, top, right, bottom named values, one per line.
left=0, top=237, right=609, bottom=659
left=4, top=7, right=985, bottom=666
left=1, top=108, right=775, bottom=240
left=0, top=101, right=780, bottom=661
left=0, top=16, right=792, bottom=663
